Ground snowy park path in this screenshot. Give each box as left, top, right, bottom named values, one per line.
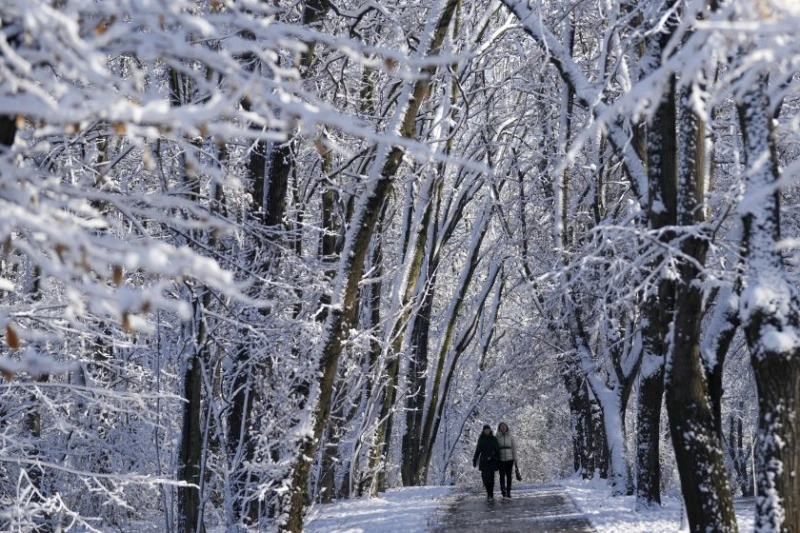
left=431, top=484, right=595, bottom=533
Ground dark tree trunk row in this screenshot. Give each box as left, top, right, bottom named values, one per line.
left=225, top=0, right=335, bottom=522
left=564, top=360, right=604, bottom=478
left=727, top=410, right=753, bottom=497
left=368, top=171, right=438, bottom=494
left=279, top=0, right=461, bottom=528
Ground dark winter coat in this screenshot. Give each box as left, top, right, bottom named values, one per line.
left=473, top=433, right=500, bottom=472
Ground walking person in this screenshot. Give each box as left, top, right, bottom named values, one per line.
left=496, top=422, right=519, bottom=498
left=473, top=424, right=500, bottom=499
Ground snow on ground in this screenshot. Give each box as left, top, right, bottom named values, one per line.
left=304, top=479, right=757, bottom=533
left=304, top=486, right=455, bottom=533
left=564, top=477, right=755, bottom=533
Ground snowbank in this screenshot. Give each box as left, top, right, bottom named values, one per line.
left=564, top=477, right=755, bottom=533
left=305, top=486, right=455, bottom=533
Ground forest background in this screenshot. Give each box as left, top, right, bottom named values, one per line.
left=1, top=0, right=799, bottom=532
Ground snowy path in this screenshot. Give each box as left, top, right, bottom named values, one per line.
left=431, top=484, right=595, bottom=533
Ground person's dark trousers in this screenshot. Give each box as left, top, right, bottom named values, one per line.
left=481, top=470, right=495, bottom=498
left=499, top=460, right=514, bottom=497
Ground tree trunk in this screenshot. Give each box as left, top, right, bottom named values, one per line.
left=635, top=359, right=664, bottom=507
left=636, top=56, right=677, bottom=507
left=401, top=193, right=440, bottom=487
left=665, top=83, right=737, bottom=533
left=738, top=75, right=800, bottom=533
left=728, top=411, right=752, bottom=497
left=702, top=278, right=741, bottom=440
left=570, top=308, right=637, bottom=496
left=167, top=67, right=212, bottom=533
left=401, top=281, right=435, bottom=486
left=0, top=23, right=18, bottom=148
left=564, top=362, right=593, bottom=478
left=228, top=1, right=332, bottom=520
left=588, top=393, right=607, bottom=479
left=178, top=294, right=208, bottom=533
left=347, top=209, right=386, bottom=498
left=281, top=171, right=392, bottom=531
left=0, top=116, right=16, bottom=148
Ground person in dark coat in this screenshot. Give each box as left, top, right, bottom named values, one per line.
left=473, top=424, right=500, bottom=499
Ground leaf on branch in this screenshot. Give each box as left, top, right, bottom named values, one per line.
left=113, top=265, right=124, bottom=287
left=315, top=137, right=327, bottom=157
left=6, top=325, right=20, bottom=349
left=94, top=16, right=117, bottom=35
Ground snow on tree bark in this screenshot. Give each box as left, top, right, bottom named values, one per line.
left=737, top=72, right=800, bottom=533
left=665, top=80, right=737, bottom=533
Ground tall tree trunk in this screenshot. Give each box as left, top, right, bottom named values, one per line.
left=569, top=307, right=638, bottom=496
left=401, top=273, right=436, bottom=486
left=738, top=74, right=800, bottom=533
left=178, top=291, right=209, bottom=533
left=0, top=116, right=16, bottom=148
left=665, top=82, right=737, bottom=533
left=591, top=396, right=608, bottom=479
left=636, top=68, right=678, bottom=509
left=564, top=360, right=594, bottom=478
left=347, top=208, right=386, bottom=498
left=168, top=69, right=209, bottom=533
left=702, top=278, right=741, bottom=439
left=0, top=22, right=18, bottom=148
left=699, top=66, right=740, bottom=441
left=401, top=175, right=445, bottom=488
left=727, top=410, right=752, bottom=498
left=635, top=352, right=665, bottom=507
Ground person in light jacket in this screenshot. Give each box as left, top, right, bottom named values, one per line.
left=496, top=422, right=518, bottom=498
left=472, top=424, right=500, bottom=499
